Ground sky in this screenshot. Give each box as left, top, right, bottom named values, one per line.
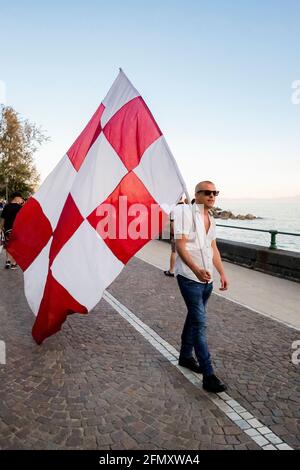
left=1, top=0, right=299, bottom=199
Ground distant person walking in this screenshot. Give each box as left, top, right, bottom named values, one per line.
left=163, top=208, right=176, bottom=277
left=164, top=199, right=186, bottom=277
left=174, top=181, right=229, bottom=393
left=0, top=192, right=24, bottom=269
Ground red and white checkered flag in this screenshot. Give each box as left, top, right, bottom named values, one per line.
left=8, top=70, right=185, bottom=344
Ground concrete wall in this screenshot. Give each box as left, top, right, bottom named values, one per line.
left=216, top=238, right=300, bottom=283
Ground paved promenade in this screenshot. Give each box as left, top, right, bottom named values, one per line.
left=137, top=240, right=300, bottom=330
left=0, top=247, right=299, bottom=450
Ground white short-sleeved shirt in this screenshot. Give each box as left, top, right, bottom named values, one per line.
left=173, top=204, right=216, bottom=283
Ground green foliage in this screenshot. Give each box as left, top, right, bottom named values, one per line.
left=0, top=105, right=48, bottom=199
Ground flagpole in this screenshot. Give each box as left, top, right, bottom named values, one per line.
left=163, top=140, right=207, bottom=272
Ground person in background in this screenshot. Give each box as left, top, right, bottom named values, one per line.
left=164, top=209, right=176, bottom=277
left=174, top=181, right=229, bottom=393
left=164, top=198, right=186, bottom=277
left=0, top=192, right=24, bottom=270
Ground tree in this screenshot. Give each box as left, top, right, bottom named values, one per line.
left=0, top=105, right=48, bottom=199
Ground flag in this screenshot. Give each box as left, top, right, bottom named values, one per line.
left=8, top=70, right=185, bottom=344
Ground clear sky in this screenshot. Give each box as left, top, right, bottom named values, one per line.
left=1, top=0, right=299, bottom=198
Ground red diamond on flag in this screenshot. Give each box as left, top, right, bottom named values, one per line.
left=87, top=171, right=169, bottom=265
left=103, top=96, right=162, bottom=171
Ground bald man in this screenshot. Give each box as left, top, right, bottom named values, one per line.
left=174, top=181, right=228, bottom=393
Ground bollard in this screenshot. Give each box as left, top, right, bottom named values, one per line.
left=269, top=230, right=278, bottom=250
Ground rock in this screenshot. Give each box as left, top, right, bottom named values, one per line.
left=210, top=208, right=259, bottom=220
left=220, top=211, right=233, bottom=219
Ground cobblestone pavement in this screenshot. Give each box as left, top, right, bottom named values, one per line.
left=0, top=254, right=298, bottom=450
left=108, top=258, right=300, bottom=450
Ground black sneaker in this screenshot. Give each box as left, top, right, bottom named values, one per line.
left=178, top=356, right=202, bottom=373
left=203, top=374, right=227, bottom=393
left=10, top=264, right=17, bottom=270
left=164, top=270, right=174, bottom=277
left=5, top=261, right=11, bottom=269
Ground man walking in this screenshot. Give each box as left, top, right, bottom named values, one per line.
left=174, top=181, right=228, bottom=393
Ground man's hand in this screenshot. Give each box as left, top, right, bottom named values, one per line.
left=195, top=268, right=211, bottom=283
left=219, top=274, right=229, bottom=291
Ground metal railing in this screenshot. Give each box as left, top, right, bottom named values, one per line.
left=216, top=224, right=300, bottom=250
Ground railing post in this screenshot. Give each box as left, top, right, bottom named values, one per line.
left=269, top=230, right=278, bottom=250
left=216, top=224, right=299, bottom=250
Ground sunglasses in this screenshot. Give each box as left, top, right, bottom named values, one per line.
left=196, top=190, right=220, bottom=196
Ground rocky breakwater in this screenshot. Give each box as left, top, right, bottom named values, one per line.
left=210, top=207, right=262, bottom=220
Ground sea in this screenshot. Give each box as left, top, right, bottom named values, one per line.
left=215, top=198, right=300, bottom=253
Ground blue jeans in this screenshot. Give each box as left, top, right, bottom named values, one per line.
left=177, top=274, right=214, bottom=376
